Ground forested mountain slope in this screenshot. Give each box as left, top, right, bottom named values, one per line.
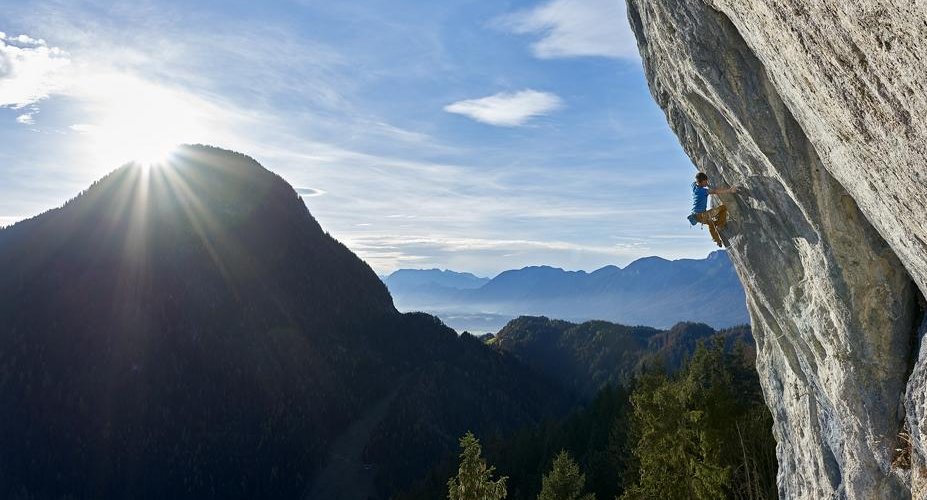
left=0, top=145, right=567, bottom=499
left=492, top=316, right=752, bottom=399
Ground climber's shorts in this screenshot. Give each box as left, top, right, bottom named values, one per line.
left=695, top=205, right=727, bottom=228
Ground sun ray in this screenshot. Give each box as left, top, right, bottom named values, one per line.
left=156, top=157, right=241, bottom=298
left=72, top=74, right=210, bottom=168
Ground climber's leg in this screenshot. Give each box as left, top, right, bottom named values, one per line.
left=707, top=222, right=723, bottom=247
left=714, top=205, right=728, bottom=229
left=696, top=211, right=724, bottom=247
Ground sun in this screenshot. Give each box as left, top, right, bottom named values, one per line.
left=74, top=73, right=209, bottom=168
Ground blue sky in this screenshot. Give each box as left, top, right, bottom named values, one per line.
left=0, top=0, right=716, bottom=276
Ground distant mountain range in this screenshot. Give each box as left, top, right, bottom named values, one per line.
left=383, top=252, right=749, bottom=332
left=384, top=268, right=489, bottom=290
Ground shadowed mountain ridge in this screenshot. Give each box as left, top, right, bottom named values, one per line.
left=0, top=145, right=567, bottom=499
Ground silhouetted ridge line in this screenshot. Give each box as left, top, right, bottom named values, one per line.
left=491, top=315, right=753, bottom=399
left=0, top=144, right=568, bottom=500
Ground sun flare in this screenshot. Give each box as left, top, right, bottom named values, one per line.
left=72, top=74, right=210, bottom=167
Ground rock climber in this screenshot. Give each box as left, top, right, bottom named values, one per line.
left=688, top=172, right=738, bottom=247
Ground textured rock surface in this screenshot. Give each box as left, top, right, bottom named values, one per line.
left=626, top=1, right=927, bottom=498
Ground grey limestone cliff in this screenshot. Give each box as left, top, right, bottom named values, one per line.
left=626, top=1, right=927, bottom=498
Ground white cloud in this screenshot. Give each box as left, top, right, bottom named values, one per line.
left=0, top=33, right=71, bottom=108
left=8, top=34, right=46, bottom=46
left=296, top=187, right=327, bottom=197
left=499, top=0, right=639, bottom=60
left=444, top=89, right=563, bottom=127
left=69, top=123, right=97, bottom=133
left=370, top=121, right=432, bottom=143
left=15, top=112, right=35, bottom=125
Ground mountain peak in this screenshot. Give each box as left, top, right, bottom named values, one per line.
left=384, top=268, right=490, bottom=290
left=705, top=249, right=728, bottom=261
left=622, top=255, right=670, bottom=270
left=0, top=145, right=569, bottom=498
left=2, top=143, right=398, bottom=331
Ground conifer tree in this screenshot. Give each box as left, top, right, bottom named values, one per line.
left=621, top=338, right=775, bottom=499
left=538, top=450, right=595, bottom=500
left=448, top=432, right=508, bottom=500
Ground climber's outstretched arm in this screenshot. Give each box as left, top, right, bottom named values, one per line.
left=709, top=186, right=738, bottom=195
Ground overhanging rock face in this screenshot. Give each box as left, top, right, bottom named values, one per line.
left=626, top=1, right=927, bottom=497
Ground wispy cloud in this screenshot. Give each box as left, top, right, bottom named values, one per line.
left=296, top=187, right=326, bottom=197
left=444, top=89, right=563, bottom=127
left=342, top=234, right=653, bottom=275
left=497, top=0, right=639, bottom=60
left=15, top=111, right=35, bottom=124
left=0, top=32, right=71, bottom=109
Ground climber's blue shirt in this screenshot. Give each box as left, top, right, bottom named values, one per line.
left=692, top=182, right=709, bottom=214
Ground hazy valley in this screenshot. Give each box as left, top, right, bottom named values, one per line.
left=384, top=251, right=748, bottom=333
